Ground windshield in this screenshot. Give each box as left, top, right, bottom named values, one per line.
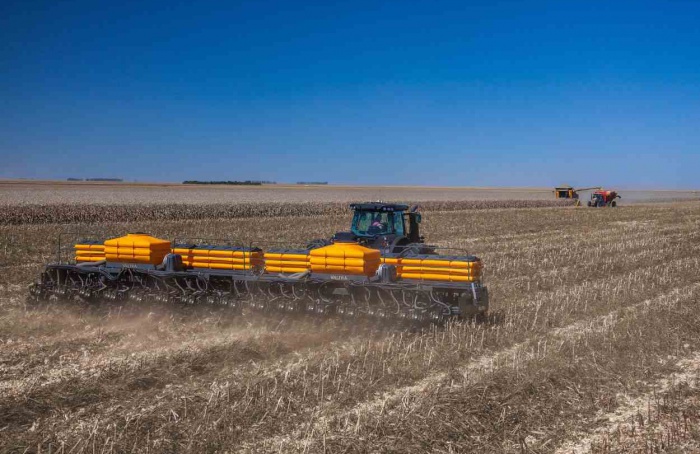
left=351, top=210, right=404, bottom=237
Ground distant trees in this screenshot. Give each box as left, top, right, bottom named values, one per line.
left=182, top=180, right=276, bottom=185
left=67, top=178, right=123, bottom=182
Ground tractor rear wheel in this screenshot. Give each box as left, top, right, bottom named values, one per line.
left=307, top=239, right=331, bottom=250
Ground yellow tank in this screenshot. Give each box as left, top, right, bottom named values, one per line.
left=75, top=251, right=106, bottom=257
left=104, top=233, right=171, bottom=265
left=74, top=241, right=106, bottom=262
left=105, top=233, right=170, bottom=249
left=265, top=265, right=309, bottom=274
left=172, top=244, right=263, bottom=270
left=264, top=259, right=308, bottom=267
left=381, top=254, right=482, bottom=282
left=75, top=253, right=106, bottom=262
left=263, top=252, right=309, bottom=261
left=381, top=255, right=403, bottom=273
left=310, top=242, right=380, bottom=276
left=263, top=249, right=311, bottom=274
left=401, top=273, right=479, bottom=283
left=189, top=262, right=256, bottom=271
left=401, top=266, right=478, bottom=275
left=74, top=244, right=105, bottom=251
left=75, top=257, right=100, bottom=262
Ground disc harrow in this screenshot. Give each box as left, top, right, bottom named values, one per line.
left=29, top=202, right=490, bottom=327
left=29, top=260, right=488, bottom=325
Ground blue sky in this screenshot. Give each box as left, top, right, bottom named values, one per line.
left=1, top=0, right=698, bottom=188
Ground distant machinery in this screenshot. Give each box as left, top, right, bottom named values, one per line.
left=554, top=185, right=602, bottom=200
left=587, top=189, right=621, bottom=207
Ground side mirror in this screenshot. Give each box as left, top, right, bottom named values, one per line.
left=415, top=214, right=422, bottom=224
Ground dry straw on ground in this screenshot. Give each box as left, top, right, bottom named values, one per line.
left=0, top=191, right=699, bottom=453
left=0, top=200, right=574, bottom=225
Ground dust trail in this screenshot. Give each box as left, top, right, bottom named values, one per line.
left=0, top=299, right=369, bottom=400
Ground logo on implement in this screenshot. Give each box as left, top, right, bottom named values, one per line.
left=330, top=275, right=349, bottom=281
left=120, top=263, right=139, bottom=269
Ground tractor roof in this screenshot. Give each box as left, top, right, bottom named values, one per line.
left=350, top=202, right=409, bottom=212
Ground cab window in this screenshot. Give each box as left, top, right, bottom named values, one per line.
left=352, top=211, right=396, bottom=236
left=353, top=211, right=372, bottom=234
left=393, top=212, right=405, bottom=235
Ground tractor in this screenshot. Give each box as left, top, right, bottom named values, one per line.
left=588, top=190, right=621, bottom=207
left=308, top=203, right=432, bottom=254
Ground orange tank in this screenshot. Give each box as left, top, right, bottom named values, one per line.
left=380, top=254, right=482, bottom=282
left=74, top=240, right=106, bottom=262
left=104, top=233, right=171, bottom=265
left=172, top=244, right=263, bottom=270
left=310, top=242, right=380, bottom=276
left=263, top=249, right=311, bottom=274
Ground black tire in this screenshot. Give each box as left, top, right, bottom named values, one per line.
left=391, top=238, right=411, bottom=254
left=611, top=201, right=617, bottom=207
left=400, top=244, right=421, bottom=256
left=397, top=243, right=436, bottom=256
left=306, top=239, right=331, bottom=250
left=587, top=201, right=592, bottom=207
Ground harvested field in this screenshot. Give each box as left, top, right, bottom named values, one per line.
left=0, top=180, right=698, bottom=206
left=1, top=188, right=700, bottom=453
left=0, top=200, right=574, bottom=226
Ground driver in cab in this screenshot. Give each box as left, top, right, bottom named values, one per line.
left=369, top=214, right=388, bottom=234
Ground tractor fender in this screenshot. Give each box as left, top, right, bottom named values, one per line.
left=390, top=236, right=411, bottom=254
left=307, top=238, right=332, bottom=250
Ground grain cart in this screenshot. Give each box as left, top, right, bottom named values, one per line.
left=587, top=190, right=621, bottom=207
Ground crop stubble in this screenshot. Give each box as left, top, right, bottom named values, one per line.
left=0, top=195, right=700, bottom=453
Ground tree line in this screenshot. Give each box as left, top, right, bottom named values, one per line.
left=182, top=180, right=276, bottom=185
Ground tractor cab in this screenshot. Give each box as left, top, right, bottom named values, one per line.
left=316, top=203, right=426, bottom=254
left=350, top=204, right=408, bottom=237
left=589, top=192, right=605, bottom=207
left=349, top=203, right=423, bottom=248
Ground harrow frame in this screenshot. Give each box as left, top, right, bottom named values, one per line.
left=31, top=232, right=489, bottom=325
left=30, top=260, right=488, bottom=323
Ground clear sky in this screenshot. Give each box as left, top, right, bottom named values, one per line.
left=1, top=0, right=698, bottom=188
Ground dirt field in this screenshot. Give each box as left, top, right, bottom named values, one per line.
left=1, top=186, right=700, bottom=452
left=1, top=180, right=698, bottom=205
